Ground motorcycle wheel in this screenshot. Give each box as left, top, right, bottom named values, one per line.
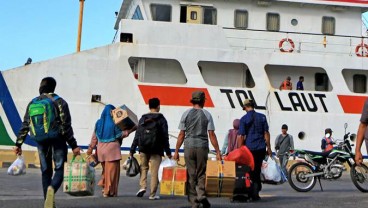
left=350, top=163, right=368, bottom=192
left=288, top=162, right=316, bottom=192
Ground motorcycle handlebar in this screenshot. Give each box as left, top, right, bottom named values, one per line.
left=344, top=132, right=350, bottom=139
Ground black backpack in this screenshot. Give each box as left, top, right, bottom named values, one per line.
left=138, top=117, right=159, bottom=152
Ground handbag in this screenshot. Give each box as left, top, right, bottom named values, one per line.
left=224, top=145, right=255, bottom=170
left=126, top=156, right=140, bottom=177
left=63, top=155, right=95, bottom=196
left=87, top=153, right=99, bottom=168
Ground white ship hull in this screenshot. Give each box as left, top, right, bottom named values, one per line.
left=1, top=0, right=368, bottom=156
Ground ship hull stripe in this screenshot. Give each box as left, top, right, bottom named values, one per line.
left=138, top=85, right=215, bottom=107
left=338, top=95, right=367, bottom=114
left=0, top=72, right=36, bottom=146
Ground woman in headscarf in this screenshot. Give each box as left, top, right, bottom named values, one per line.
left=87, top=104, right=136, bottom=197
left=221, top=119, right=240, bottom=155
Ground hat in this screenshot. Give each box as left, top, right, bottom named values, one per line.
left=191, top=91, right=205, bottom=102
left=325, top=128, right=332, bottom=134
left=281, top=124, right=288, bottom=130
left=242, top=99, right=253, bottom=107
left=287, top=76, right=291, bottom=80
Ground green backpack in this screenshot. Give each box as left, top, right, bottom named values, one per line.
left=28, top=94, right=60, bottom=142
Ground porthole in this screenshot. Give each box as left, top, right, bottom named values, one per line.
left=291, top=19, right=298, bottom=26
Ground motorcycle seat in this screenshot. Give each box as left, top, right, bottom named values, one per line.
left=304, top=150, right=332, bottom=157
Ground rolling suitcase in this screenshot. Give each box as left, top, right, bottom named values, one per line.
left=231, top=164, right=252, bottom=202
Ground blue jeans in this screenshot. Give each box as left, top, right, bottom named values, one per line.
left=37, top=138, right=67, bottom=199
left=279, top=154, right=289, bottom=178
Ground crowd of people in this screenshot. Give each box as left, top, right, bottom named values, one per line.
left=13, top=77, right=368, bottom=208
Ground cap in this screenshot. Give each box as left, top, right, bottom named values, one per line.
left=242, top=99, right=253, bottom=107
left=191, top=91, right=205, bottom=102
left=325, top=128, right=332, bottom=134
left=281, top=124, right=288, bottom=130
left=287, top=76, right=291, bottom=80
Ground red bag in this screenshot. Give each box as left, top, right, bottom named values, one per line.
left=224, top=145, right=254, bottom=171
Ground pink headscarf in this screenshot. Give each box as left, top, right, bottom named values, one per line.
left=227, top=119, right=240, bottom=153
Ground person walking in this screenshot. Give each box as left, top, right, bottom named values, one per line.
left=237, top=99, right=272, bottom=201
left=221, top=119, right=240, bottom=155
left=87, top=104, right=136, bottom=197
left=321, top=128, right=334, bottom=152
left=279, top=76, right=292, bottom=90
left=355, top=98, right=368, bottom=165
left=14, top=77, right=81, bottom=208
left=296, top=76, right=304, bottom=90
left=130, top=98, right=172, bottom=200
left=173, top=91, right=221, bottom=208
left=275, top=124, right=294, bottom=178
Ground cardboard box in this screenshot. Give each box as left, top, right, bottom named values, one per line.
left=63, top=159, right=95, bottom=196
left=160, top=167, right=187, bottom=196
left=160, top=181, right=173, bottom=195
left=162, top=167, right=175, bottom=181
left=162, top=167, right=187, bottom=181
left=159, top=180, right=187, bottom=196
left=174, top=181, right=186, bottom=196
left=205, top=160, right=235, bottom=197
left=112, top=105, right=138, bottom=130
left=175, top=167, right=187, bottom=181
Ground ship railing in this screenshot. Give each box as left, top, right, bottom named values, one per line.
left=223, top=27, right=368, bottom=56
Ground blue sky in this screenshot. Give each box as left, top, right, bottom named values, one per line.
left=0, top=0, right=122, bottom=71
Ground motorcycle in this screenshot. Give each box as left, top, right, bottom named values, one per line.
left=288, top=124, right=368, bottom=192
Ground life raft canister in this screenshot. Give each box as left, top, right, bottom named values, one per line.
left=279, top=38, right=295, bottom=53
left=355, top=43, right=368, bottom=57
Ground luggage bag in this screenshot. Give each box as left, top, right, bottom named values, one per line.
left=231, top=164, right=252, bottom=202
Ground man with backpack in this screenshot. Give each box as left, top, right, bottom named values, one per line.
left=13, top=77, right=81, bottom=208
left=130, top=97, right=172, bottom=200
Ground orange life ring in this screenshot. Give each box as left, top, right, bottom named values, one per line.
left=355, top=43, right=368, bottom=57
left=279, top=38, right=295, bottom=53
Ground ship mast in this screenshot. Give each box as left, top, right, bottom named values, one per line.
left=76, top=0, right=85, bottom=52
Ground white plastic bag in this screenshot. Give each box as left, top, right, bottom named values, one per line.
left=7, top=156, right=26, bottom=176
left=261, top=156, right=281, bottom=182
left=158, top=158, right=177, bottom=182
left=122, top=157, right=131, bottom=170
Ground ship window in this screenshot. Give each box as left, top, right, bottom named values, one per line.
left=322, top=16, right=335, bottom=35
left=265, top=65, right=331, bottom=91
left=150, top=4, right=171, bottom=22
left=198, top=61, right=254, bottom=88
left=266, top=13, right=280, bottom=31
left=191, top=11, right=197, bottom=20
left=203, top=7, right=217, bottom=25
left=315, top=73, right=329, bottom=91
left=245, top=69, right=255, bottom=88
left=128, top=57, right=187, bottom=84
left=234, top=10, right=248, bottom=28
left=342, top=69, right=368, bottom=93
left=132, top=6, right=143, bottom=20
left=353, top=74, right=367, bottom=93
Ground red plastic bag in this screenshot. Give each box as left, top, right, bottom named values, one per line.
left=224, top=146, right=254, bottom=170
